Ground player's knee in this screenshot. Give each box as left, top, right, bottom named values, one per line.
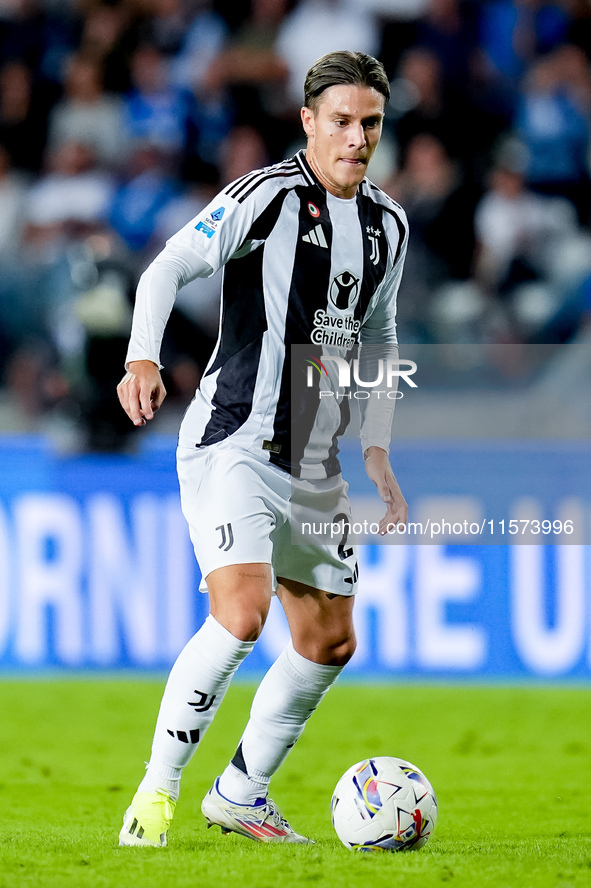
left=329, top=632, right=357, bottom=667
left=312, top=631, right=356, bottom=667
left=208, top=569, right=272, bottom=641
left=220, top=609, right=267, bottom=642
left=210, top=596, right=270, bottom=642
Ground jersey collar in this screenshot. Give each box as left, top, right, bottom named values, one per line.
left=294, top=150, right=319, bottom=189
left=295, top=148, right=367, bottom=198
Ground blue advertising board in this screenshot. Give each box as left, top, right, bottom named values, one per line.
left=0, top=435, right=589, bottom=678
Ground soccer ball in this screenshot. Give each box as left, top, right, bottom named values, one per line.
left=331, top=756, right=438, bottom=852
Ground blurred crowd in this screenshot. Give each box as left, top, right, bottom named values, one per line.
left=1, top=0, right=591, bottom=449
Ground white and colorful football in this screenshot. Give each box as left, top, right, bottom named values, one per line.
left=331, top=756, right=438, bottom=852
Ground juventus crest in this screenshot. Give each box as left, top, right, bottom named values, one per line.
left=366, top=226, right=382, bottom=265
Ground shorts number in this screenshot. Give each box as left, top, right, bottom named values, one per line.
left=333, top=512, right=353, bottom=561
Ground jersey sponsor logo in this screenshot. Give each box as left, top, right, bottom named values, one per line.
left=195, top=206, right=226, bottom=238
left=302, top=224, right=328, bottom=248
left=309, top=271, right=361, bottom=346
left=330, top=270, right=360, bottom=311
left=308, top=201, right=320, bottom=218
left=366, top=226, right=381, bottom=265
left=311, top=309, right=360, bottom=347
left=196, top=220, right=216, bottom=238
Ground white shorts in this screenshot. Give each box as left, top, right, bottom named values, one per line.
left=177, top=441, right=359, bottom=596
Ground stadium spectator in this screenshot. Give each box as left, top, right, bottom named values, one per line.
left=15, top=141, right=117, bottom=404
left=109, top=140, right=179, bottom=256
left=169, top=0, right=228, bottom=94
left=414, top=0, right=478, bottom=90
left=390, top=47, right=473, bottom=172
left=22, top=140, right=115, bottom=258
left=555, top=41, right=591, bottom=108
left=0, top=59, right=49, bottom=173
left=276, top=0, right=380, bottom=109
left=0, top=143, right=29, bottom=261
left=123, top=43, right=199, bottom=163
left=46, top=52, right=128, bottom=170
left=169, top=1, right=232, bottom=164
left=390, top=14, right=511, bottom=179
left=474, top=138, right=579, bottom=295
left=0, top=0, right=56, bottom=74
left=146, top=0, right=193, bottom=56
left=375, top=0, right=429, bottom=80
left=0, top=143, right=37, bottom=368
left=77, top=1, right=135, bottom=94
left=566, top=0, right=591, bottom=60
left=478, top=0, right=570, bottom=84
left=514, top=47, right=591, bottom=223
left=475, top=138, right=591, bottom=342
left=0, top=343, right=69, bottom=434
left=202, top=0, right=288, bottom=96
left=201, top=0, right=291, bottom=158
left=387, top=132, right=478, bottom=341
left=220, top=123, right=271, bottom=186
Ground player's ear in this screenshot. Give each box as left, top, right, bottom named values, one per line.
left=301, top=105, right=315, bottom=138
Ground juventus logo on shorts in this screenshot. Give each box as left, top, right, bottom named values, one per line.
left=216, top=522, right=234, bottom=550
left=188, top=690, right=217, bottom=712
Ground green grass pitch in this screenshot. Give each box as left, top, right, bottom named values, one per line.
left=0, top=679, right=590, bottom=888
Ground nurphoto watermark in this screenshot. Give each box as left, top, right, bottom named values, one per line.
left=288, top=342, right=590, bottom=547
left=305, top=351, right=417, bottom=401
left=289, top=343, right=418, bottom=547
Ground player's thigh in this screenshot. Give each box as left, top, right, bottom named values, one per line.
left=276, top=577, right=356, bottom=666
left=207, top=562, right=274, bottom=641
left=272, top=473, right=359, bottom=598
left=176, top=443, right=290, bottom=586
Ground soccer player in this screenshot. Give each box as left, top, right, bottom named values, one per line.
left=116, top=49, right=408, bottom=847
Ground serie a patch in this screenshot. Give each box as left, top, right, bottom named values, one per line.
left=196, top=206, right=226, bottom=238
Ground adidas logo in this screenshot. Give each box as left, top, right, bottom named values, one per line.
left=167, top=728, right=200, bottom=743
left=303, top=224, right=328, bottom=248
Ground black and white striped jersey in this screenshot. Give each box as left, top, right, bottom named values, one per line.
left=126, top=150, right=408, bottom=478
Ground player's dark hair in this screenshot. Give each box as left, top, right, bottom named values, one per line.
left=304, top=51, right=390, bottom=111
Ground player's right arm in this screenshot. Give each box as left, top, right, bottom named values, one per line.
left=118, top=186, right=260, bottom=425
left=116, top=249, right=211, bottom=425
left=117, top=359, right=166, bottom=426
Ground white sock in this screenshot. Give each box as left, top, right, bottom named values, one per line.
left=138, top=615, right=255, bottom=800
left=218, top=641, right=343, bottom=804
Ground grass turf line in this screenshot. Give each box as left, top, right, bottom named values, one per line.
left=0, top=680, right=590, bottom=888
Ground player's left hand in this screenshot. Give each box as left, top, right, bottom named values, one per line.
left=363, top=446, right=408, bottom=534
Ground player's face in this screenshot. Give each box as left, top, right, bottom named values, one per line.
left=302, top=84, right=385, bottom=199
